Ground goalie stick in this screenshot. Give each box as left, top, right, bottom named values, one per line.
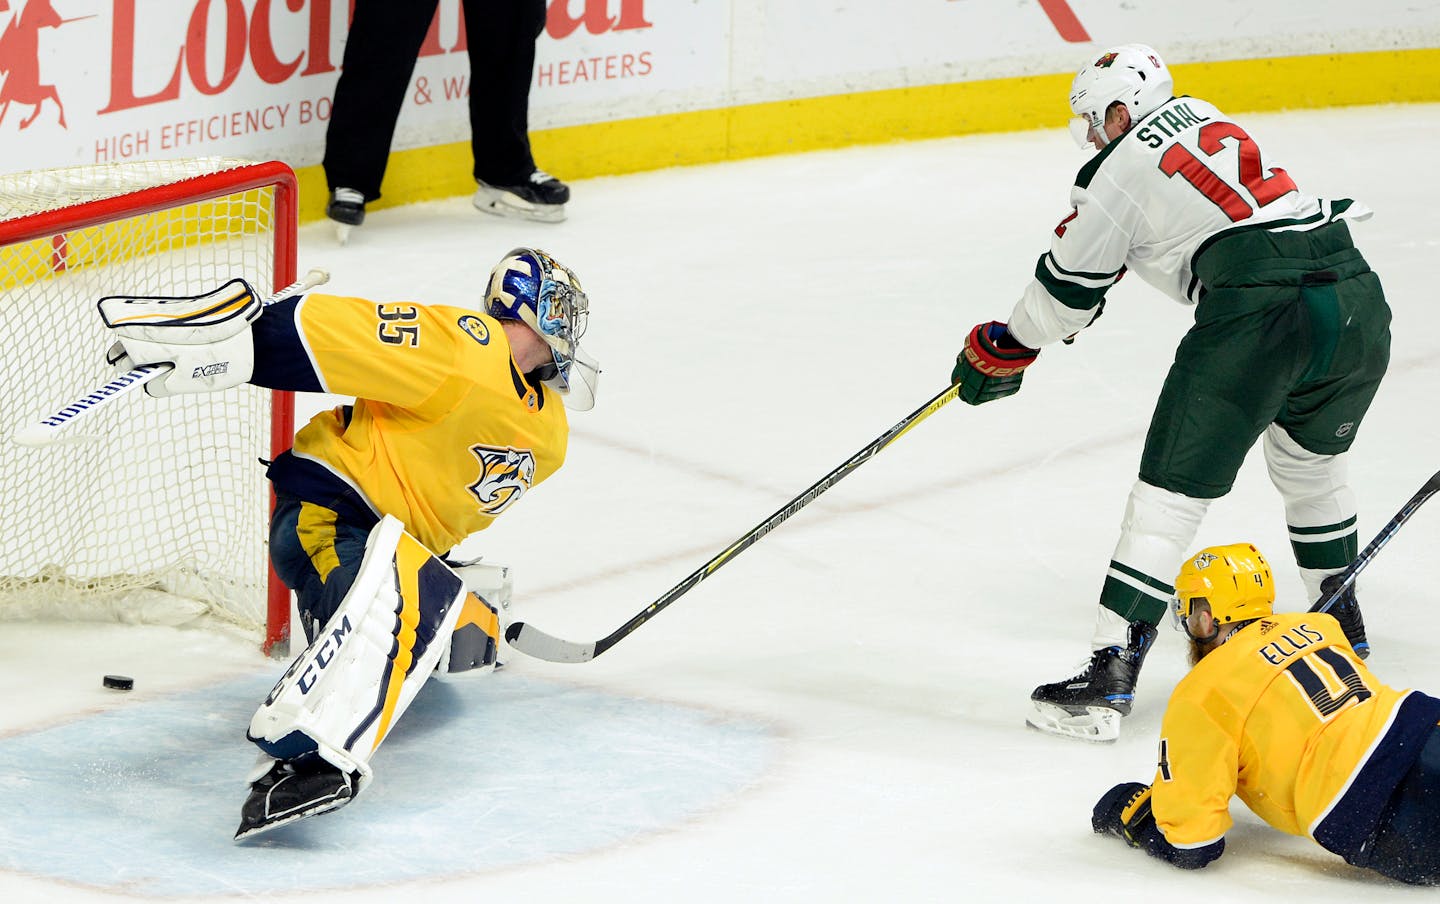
left=10, top=268, right=330, bottom=448
left=1311, top=467, right=1440, bottom=615
left=505, top=382, right=964, bottom=663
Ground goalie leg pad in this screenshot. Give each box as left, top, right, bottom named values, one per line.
left=248, top=515, right=467, bottom=781
left=98, top=278, right=260, bottom=396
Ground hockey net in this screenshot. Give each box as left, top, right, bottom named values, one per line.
left=0, top=158, right=297, bottom=655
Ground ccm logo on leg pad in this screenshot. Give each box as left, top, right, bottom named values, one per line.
left=299, top=616, right=354, bottom=694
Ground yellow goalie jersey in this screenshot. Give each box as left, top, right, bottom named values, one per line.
left=1152, top=611, right=1440, bottom=859
left=254, top=292, right=568, bottom=555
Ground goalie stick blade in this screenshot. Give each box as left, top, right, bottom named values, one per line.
left=10, top=425, right=105, bottom=447
left=10, top=363, right=169, bottom=447
left=11, top=422, right=74, bottom=447
left=503, top=621, right=596, bottom=663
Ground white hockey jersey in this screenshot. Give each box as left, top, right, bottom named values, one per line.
left=1007, top=96, right=1371, bottom=349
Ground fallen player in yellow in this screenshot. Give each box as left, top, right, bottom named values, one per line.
left=1093, top=542, right=1440, bottom=884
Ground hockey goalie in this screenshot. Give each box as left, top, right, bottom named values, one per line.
left=97, top=248, right=599, bottom=840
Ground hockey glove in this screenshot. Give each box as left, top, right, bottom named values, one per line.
left=99, top=278, right=261, bottom=397
left=1093, top=782, right=1154, bottom=845
left=1093, top=781, right=1225, bottom=870
left=952, top=321, right=1038, bottom=405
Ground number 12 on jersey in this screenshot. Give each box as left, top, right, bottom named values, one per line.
left=1159, top=122, right=1298, bottom=222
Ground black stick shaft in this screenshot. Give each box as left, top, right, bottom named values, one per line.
left=508, top=383, right=962, bottom=661
left=1312, top=469, right=1440, bottom=614
left=592, top=382, right=961, bottom=656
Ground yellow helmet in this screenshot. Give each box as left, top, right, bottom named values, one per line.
left=1172, top=543, right=1274, bottom=635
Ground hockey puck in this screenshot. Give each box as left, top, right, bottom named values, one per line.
left=102, top=675, right=134, bottom=691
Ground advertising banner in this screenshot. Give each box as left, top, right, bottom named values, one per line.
left=1, top=1, right=1436, bottom=175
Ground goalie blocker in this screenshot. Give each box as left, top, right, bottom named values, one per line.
left=237, top=515, right=505, bottom=841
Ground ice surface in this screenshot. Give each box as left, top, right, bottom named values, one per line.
left=0, top=673, right=772, bottom=897
left=2, top=103, right=1439, bottom=902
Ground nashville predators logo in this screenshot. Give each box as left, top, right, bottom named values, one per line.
left=467, top=444, right=536, bottom=515
left=457, top=314, right=490, bottom=346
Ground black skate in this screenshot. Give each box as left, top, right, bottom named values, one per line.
left=473, top=170, right=569, bottom=223
left=234, top=754, right=359, bottom=841
left=1318, top=573, right=1369, bottom=660
left=1026, top=620, right=1158, bottom=743
left=326, top=187, right=365, bottom=244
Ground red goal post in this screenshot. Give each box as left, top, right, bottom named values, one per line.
left=0, top=158, right=298, bottom=656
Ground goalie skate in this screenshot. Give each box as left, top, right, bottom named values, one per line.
left=234, top=755, right=359, bottom=841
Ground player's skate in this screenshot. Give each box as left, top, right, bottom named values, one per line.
left=473, top=170, right=569, bottom=223
left=326, top=187, right=365, bottom=245
left=234, top=754, right=360, bottom=841
left=1026, top=620, right=1158, bottom=743
left=1319, top=573, right=1369, bottom=660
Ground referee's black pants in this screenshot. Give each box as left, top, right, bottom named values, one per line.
left=322, top=0, right=545, bottom=201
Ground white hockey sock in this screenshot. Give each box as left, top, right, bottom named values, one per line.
left=1091, top=604, right=1136, bottom=651
left=1264, top=424, right=1358, bottom=603
left=1095, top=479, right=1210, bottom=631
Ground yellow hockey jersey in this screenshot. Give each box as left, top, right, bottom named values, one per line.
left=1152, top=611, right=1440, bottom=859
left=254, top=292, right=568, bottom=555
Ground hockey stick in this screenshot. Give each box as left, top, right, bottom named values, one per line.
left=505, top=382, right=964, bottom=663
left=1311, top=467, right=1440, bottom=614
left=10, top=268, right=330, bottom=447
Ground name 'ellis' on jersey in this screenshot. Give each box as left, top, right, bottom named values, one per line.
left=254, top=293, right=568, bottom=555
left=1007, top=96, right=1374, bottom=349
left=1152, top=611, right=1440, bottom=858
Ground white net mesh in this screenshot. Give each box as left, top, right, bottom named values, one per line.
left=0, top=158, right=288, bottom=636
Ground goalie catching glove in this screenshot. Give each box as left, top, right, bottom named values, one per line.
left=98, top=278, right=262, bottom=397
left=952, top=321, right=1038, bottom=405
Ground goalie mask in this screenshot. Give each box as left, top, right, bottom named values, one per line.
left=1068, top=44, right=1173, bottom=149
left=1171, top=543, right=1274, bottom=641
left=486, top=247, right=600, bottom=410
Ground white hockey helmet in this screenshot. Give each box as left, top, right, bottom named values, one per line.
left=486, top=247, right=600, bottom=410
left=1067, top=44, right=1174, bottom=149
